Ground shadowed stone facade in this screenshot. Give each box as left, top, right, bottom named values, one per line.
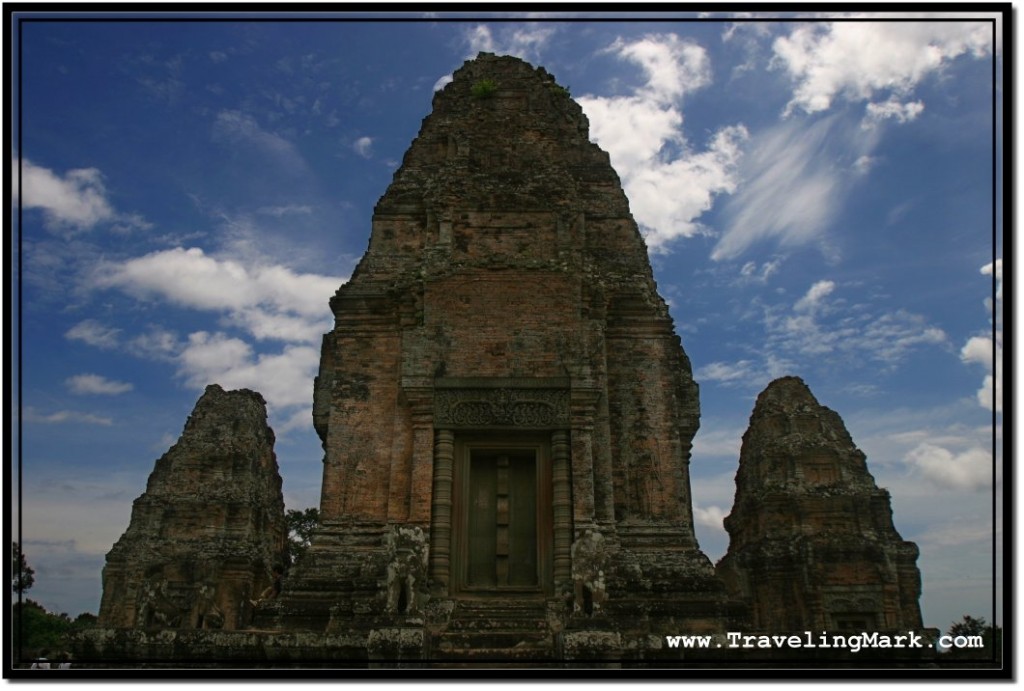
left=98, top=384, right=288, bottom=632
left=716, top=376, right=924, bottom=634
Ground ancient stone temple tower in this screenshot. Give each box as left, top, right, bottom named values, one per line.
left=267, top=53, right=734, bottom=659
left=99, top=385, right=287, bottom=632
left=716, top=377, right=924, bottom=634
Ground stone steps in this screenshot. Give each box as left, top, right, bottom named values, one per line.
left=431, top=598, right=556, bottom=663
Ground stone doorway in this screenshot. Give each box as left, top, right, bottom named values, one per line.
left=452, top=437, right=553, bottom=596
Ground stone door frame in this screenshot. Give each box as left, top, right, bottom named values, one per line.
left=450, top=434, right=553, bottom=596
left=426, top=378, right=574, bottom=598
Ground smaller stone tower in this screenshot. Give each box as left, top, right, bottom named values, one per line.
left=716, top=376, right=923, bottom=633
left=98, top=384, right=288, bottom=631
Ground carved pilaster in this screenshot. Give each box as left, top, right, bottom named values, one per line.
left=551, top=430, right=572, bottom=589
left=430, top=429, right=455, bottom=594
left=399, top=385, right=434, bottom=524
left=569, top=387, right=602, bottom=527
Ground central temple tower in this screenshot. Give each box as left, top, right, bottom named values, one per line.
left=267, top=53, right=736, bottom=662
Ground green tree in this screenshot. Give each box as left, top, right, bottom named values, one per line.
left=949, top=614, right=987, bottom=638
left=944, top=615, right=1002, bottom=664
left=12, top=542, right=35, bottom=595
left=13, top=600, right=73, bottom=661
left=285, top=507, right=319, bottom=566
left=73, top=612, right=98, bottom=628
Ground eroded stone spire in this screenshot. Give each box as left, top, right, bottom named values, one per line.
left=99, top=384, right=287, bottom=631
left=717, top=376, right=923, bottom=633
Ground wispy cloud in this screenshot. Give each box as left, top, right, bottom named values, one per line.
left=464, top=23, right=556, bottom=63
left=432, top=23, right=558, bottom=96
left=794, top=279, right=836, bottom=313
left=133, top=53, right=185, bottom=103
left=713, top=19, right=993, bottom=261
left=695, top=360, right=758, bottom=387
left=66, top=374, right=133, bottom=395
left=212, top=109, right=308, bottom=173
left=763, top=283, right=948, bottom=366
left=23, top=408, right=113, bottom=426
left=256, top=204, right=313, bottom=218
left=65, top=319, right=121, bottom=350
left=712, top=115, right=871, bottom=260
left=698, top=279, right=949, bottom=393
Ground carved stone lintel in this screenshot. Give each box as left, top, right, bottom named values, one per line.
left=434, top=387, right=569, bottom=429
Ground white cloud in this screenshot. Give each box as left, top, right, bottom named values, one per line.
left=65, top=319, right=121, bottom=350
left=693, top=504, right=728, bottom=531
left=794, top=279, right=835, bottom=313
left=78, top=247, right=344, bottom=435
left=15, top=159, right=150, bottom=236
left=695, top=360, right=758, bottom=386
left=353, top=136, right=373, bottom=158
left=772, top=20, right=992, bottom=116
left=961, top=259, right=1002, bottom=412
left=763, top=284, right=947, bottom=367
left=904, top=442, right=996, bottom=491
left=177, top=332, right=320, bottom=413
left=982, top=258, right=1002, bottom=301
left=91, top=246, right=343, bottom=343
left=854, top=155, right=876, bottom=174
left=464, top=23, right=555, bottom=63
left=128, top=325, right=180, bottom=361
left=16, top=159, right=111, bottom=230
left=66, top=374, right=133, bottom=395
left=713, top=20, right=992, bottom=260
left=23, top=408, right=113, bottom=426
left=177, top=331, right=253, bottom=386
left=256, top=204, right=313, bottom=217
left=961, top=335, right=994, bottom=372
left=611, top=33, right=712, bottom=102
left=691, top=426, right=745, bottom=460
left=739, top=258, right=783, bottom=283
left=467, top=24, right=495, bottom=54
left=433, top=74, right=454, bottom=92
left=865, top=97, right=926, bottom=125
left=578, top=34, right=748, bottom=252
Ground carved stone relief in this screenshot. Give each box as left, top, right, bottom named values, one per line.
left=434, top=387, right=569, bottom=429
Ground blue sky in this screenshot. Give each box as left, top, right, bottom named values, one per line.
left=13, top=12, right=1002, bottom=636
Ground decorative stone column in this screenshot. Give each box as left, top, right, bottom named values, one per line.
left=429, top=429, right=455, bottom=594
left=551, top=429, right=572, bottom=589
